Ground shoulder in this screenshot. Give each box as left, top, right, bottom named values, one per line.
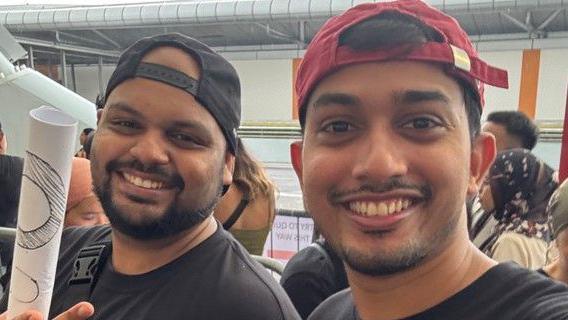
left=61, top=225, right=112, bottom=245
left=0, top=155, right=23, bottom=177
left=491, top=232, right=547, bottom=268
left=308, top=289, right=355, bottom=320
left=212, top=230, right=300, bottom=319
left=59, top=225, right=112, bottom=257
left=494, top=232, right=547, bottom=247
left=483, top=263, right=568, bottom=319
left=281, top=244, right=329, bottom=281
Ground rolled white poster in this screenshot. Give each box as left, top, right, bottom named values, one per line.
left=7, top=106, right=77, bottom=318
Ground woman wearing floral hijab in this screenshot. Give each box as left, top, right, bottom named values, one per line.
left=540, top=179, right=568, bottom=283
left=479, top=148, right=558, bottom=269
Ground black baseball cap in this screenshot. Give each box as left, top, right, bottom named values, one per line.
left=104, top=33, right=241, bottom=154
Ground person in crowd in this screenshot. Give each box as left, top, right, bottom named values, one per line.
left=482, top=111, right=539, bottom=152
left=280, top=237, right=348, bottom=319
left=0, top=33, right=299, bottom=320
left=0, top=123, right=7, bottom=156
left=291, top=1, right=568, bottom=319
left=540, top=179, right=568, bottom=283
left=82, top=130, right=95, bottom=159
left=0, top=121, right=23, bottom=289
left=214, top=137, right=276, bottom=255
left=65, top=157, right=108, bottom=227
left=471, top=111, right=540, bottom=244
left=0, top=121, right=22, bottom=229
left=478, top=149, right=557, bottom=269
left=74, top=128, right=95, bottom=158
left=0, top=157, right=109, bottom=291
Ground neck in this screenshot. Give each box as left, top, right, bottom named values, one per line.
left=544, top=260, right=568, bottom=284
left=111, top=216, right=217, bottom=275
left=349, top=228, right=496, bottom=320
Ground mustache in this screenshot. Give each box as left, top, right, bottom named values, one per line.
left=328, top=177, right=432, bottom=203
left=107, top=159, right=185, bottom=189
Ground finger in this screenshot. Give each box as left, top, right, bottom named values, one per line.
left=0, top=310, right=43, bottom=320
left=53, top=302, right=94, bottom=320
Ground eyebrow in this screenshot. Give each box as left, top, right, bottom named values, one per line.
left=107, top=102, right=209, bottom=132
left=169, top=120, right=210, bottom=133
left=312, top=93, right=362, bottom=109
left=106, top=102, right=144, bottom=117
left=393, top=90, right=450, bottom=106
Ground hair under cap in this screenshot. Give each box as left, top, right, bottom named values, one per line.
left=104, top=33, right=241, bottom=154
left=296, top=0, right=509, bottom=121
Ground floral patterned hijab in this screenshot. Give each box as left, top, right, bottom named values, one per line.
left=481, top=149, right=557, bottom=253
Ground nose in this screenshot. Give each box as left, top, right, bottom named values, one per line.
left=351, top=127, right=408, bottom=182
left=128, top=130, right=170, bottom=166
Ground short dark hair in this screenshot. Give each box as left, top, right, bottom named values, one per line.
left=83, top=131, right=95, bottom=159
left=300, top=12, right=481, bottom=144
left=486, top=111, right=539, bottom=150
left=82, top=128, right=95, bottom=135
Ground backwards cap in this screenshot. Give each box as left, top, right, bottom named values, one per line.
left=104, top=33, right=241, bottom=154
left=296, top=0, right=508, bottom=122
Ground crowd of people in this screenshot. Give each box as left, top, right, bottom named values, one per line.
left=0, top=0, right=567, bottom=319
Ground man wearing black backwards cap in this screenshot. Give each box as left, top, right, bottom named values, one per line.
left=0, top=34, right=299, bottom=320
left=291, top=1, right=568, bottom=319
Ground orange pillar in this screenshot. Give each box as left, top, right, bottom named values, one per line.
left=518, top=49, right=541, bottom=119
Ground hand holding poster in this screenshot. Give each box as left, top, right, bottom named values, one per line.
left=7, top=106, right=77, bottom=318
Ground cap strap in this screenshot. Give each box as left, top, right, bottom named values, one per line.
left=135, top=62, right=199, bottom=96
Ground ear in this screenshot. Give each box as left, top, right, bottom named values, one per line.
left=96, top=109, right=104, bottom=124
left=222, top=151, right=236, bottom=186
left=290, top=140, right=304, bottom=188
left=468, top=132, right=496, bottom=197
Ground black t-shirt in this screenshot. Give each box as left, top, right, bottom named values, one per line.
left=280, top=241, right=348, bottom=319
left=0, top=154, right=23, bottom=228
left=2, top=224, right=300, bottom=320
left=309, top=263, right=568, bottom=320
left=0, top=155, right=23, bottom=272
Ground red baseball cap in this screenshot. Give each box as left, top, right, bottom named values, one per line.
left=296, top=0, right=509, bottom=120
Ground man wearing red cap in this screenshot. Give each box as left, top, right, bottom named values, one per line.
left=291, top=1, right=568, bottom=319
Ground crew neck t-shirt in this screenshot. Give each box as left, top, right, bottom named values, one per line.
left=1, top=224, right=300, bottom=320
left=309, top=262, right=568, bottom=320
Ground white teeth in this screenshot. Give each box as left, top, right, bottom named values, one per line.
left=377, top=203, right=388, bottom=216
left=388, top=202, right=396, bottom=214
left=123, top=172, right=165, bottom=190
left=142, top=179, right=152, bottom=188
left=349, top=198, right=414, bottom=217
left=367, top=203, right=377, bottom=216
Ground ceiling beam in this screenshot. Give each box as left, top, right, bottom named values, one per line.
left=500, top=12, right=531, bottom=32
left=92, top=29, right=122, bottom=49
left=15, top=36, right=120, bottom=57
left=536, top=9, right=563, bottom=31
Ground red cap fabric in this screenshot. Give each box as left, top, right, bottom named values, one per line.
left=296, top=0, right=509, bottom=114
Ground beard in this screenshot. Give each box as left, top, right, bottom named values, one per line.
left=94, top=159, right=224, bottom=240
left=317, top=177, right=460, bottom=276
left=335, top=212, right=459, bottom=276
